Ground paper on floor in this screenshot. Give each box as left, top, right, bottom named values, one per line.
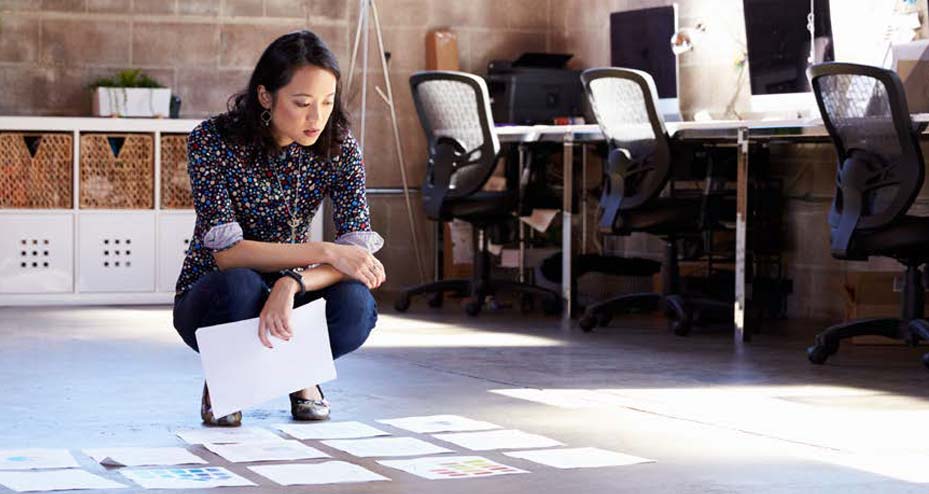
left=196, top=298, right=336, bottom=418
left=433, top=429, right=563, bottom=451
left=0, top=469, right=125, bottom=492
left=249, top=461, right=389, bottom=486
left=175, top=427, right=284, bottom=445
left=202, top=440, right=329, bottom=463
left=82, top=447, right=206, bottom=467
left=504, top=447, right=655, bottom=468
left=379, top=455, right=527, bottom=480
left=274, top=421, right=390, bottom=440
left=0, top=450, right=79, bottom=470
left=321, top=437, right=453, bottom=458
left=120, top=466, right=254, bottom=489
left=377, top=415, right=501, bottom=434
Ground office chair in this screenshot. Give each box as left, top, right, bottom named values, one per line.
left=577, top=67, right=733, bottom=335
left=393, top=71, right=562, bottom=316
left=807, top=62, right=929, bottom=368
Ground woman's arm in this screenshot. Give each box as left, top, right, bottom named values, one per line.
left=212, top=239, right=333, bottom=272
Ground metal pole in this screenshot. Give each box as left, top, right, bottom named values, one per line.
left=360, top=0, right=369, bottom=151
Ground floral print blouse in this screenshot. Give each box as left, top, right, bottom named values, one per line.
left=174, top=117, right=383, bottom=296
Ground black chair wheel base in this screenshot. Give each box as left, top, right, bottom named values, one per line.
left=807, top=344, right=830, bottom=365
left=465, top=299, right=482, bottom=316
left=427, top=292, right=444, bottom=308
left=394, top=294, right=411, bottom=312
left=665, top=295, right=692, bottom=336
left=541, top=295, right=563, bottom=316
left=578, top=313, right=597, bottom=332
left=807, top=338, right=839, bottom=365
left=520, top=293, right=535, bottom=314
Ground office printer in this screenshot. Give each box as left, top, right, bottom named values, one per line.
left=485, top=53, right=587, bottom=125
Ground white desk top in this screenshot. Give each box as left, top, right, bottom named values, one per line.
left=494, top=113, right=929, bottom=142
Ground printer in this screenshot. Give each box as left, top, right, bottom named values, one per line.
left=485, top=53, right=588, bottom=125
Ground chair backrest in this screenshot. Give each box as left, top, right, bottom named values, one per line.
left=409, top=71, right=501, bottom=219
left=809, top=62, right=924, bottom=256
left=581, top=68, right=673, bottom=226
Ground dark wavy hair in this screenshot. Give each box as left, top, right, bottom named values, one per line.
left=216, top=30, right=349, bottom=158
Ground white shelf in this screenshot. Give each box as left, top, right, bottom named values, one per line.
left=0, top=116, right=201, bottom=133
left=0, top=116, right=324, bottom=306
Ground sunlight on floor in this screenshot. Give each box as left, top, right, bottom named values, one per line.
left=364, top=314, right=566, bottom=348
left=491, top=384, right=929, bottom=483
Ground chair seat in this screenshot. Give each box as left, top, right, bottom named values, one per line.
left=851, top=215, right=929, bottom=260
left=444, top=191, right=513, bottom=222
left=614, top=198, right=704, bottom=235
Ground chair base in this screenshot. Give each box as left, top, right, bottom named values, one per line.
left=394, top=278, right=562, bottom=316
left=578, top=292, right=733, bottom=336
left=807, top=317, right=929, bottom=369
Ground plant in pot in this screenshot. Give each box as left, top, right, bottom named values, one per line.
left=91, top=69, right=172, bottom=118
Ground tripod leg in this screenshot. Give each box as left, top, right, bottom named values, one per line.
left=369, top=0, right=428, bottom=284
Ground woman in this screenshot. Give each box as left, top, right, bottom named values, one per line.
left=173, top=30, right=385, bottom=427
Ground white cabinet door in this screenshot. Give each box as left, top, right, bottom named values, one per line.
left=158, top=212, right=195, bottom=293
left=0, top=214, right=73, bottom=293
left=78, top=212, right=155, bottom=292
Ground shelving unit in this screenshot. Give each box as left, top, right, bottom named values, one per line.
left=0, top=117, right=324, bottom=306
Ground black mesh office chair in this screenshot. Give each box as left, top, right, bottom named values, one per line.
left=577, top=67, right=733, bottom=335
left=394, top=71, right=562, bottom=316
left=807, top=62, right=929, bottom=368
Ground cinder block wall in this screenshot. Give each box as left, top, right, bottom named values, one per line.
left=5, top=0, right=928, bottom=319
left=0, top=0, right=553, bottom=293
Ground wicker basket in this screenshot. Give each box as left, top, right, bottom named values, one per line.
left=160, top=134, right=193, bottom=209
left=80, top=133, right=154, bottom=209
left=0, top=132, right=73, bottom=209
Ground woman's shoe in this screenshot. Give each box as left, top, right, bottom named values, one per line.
left=201, top=382, right=242, bottom=427
left=289, top=385, right=330, bottom=421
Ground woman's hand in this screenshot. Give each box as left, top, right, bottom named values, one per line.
left=326, top=243, right=386, bottom=289
left=257, top=277, right=298, bottom=348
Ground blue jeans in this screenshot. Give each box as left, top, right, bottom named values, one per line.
left=173, top=268, right=377, bottom=358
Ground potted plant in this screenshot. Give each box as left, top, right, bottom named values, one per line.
left=90, top=69, right=172, bottom=118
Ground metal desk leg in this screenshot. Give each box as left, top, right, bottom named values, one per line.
left=562, top=139, right=575, bottom=319
left=518, top=144, right=527, bottom=283
left=581, top=144, right=588, bottom=255
left=734, top=127, right=751, bottom=344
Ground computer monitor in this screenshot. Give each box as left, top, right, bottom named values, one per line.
left=610, top=5, right=680, bottom=120
left=743, top=0, right=835, bottom=118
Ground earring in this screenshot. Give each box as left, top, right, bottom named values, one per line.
left=260, top=109, right=272, bottom=127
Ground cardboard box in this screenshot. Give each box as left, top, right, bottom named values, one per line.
left=843, top=271, right=929, bottom=345
left=426, top=30, right=459, bottom=71
left=892, top=40, right=929, bottom=114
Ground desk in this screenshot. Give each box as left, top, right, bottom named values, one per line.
left=497, top=114, right=929, bottom=344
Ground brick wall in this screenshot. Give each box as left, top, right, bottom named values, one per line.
left=6, top=0, right=928, bottom=318
left=0, top=0, right=553, bottom=293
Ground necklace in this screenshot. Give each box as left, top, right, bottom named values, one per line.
left=270, top=151, right=302, bottom=243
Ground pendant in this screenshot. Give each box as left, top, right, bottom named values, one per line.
left=288, top=216, right=302, bottom=243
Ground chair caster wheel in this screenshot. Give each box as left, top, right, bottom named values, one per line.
left=541, top=296, right=562, bottom=316
left=464, top=299, right=482, bottom=316
left=578, top=313, right=597, bottom=332
left=394, top=294, right=411, bottom=312
left=519, top=294, right=535, bottom=314
left=807, top=344, right=830, bottom=365
left=427, top=293, right=443, bottom=308
left=665, top=296, right=691, bottom=336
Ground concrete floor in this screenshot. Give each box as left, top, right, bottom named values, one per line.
left=2, top=299, right=929, bottom=493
